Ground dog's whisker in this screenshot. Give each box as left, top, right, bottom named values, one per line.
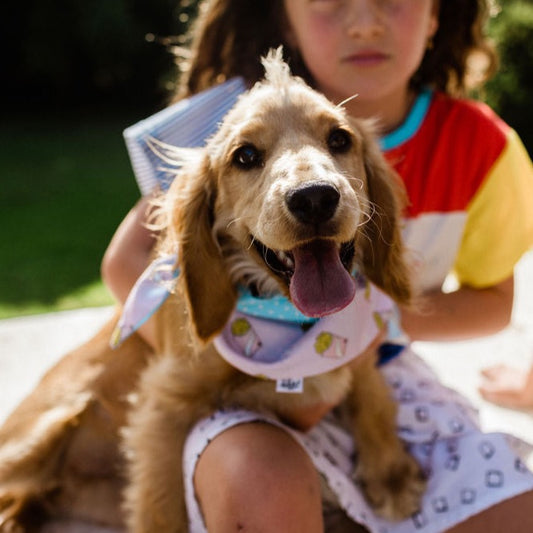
left=349, top=175, right=366, bottom=191
left=247, top=234, right=258, bottom=251
left=357, top=209, right=373, bottom=230
left=336, top=93, right=359, bottom=109
left=225, top=217, right=243, bottom=231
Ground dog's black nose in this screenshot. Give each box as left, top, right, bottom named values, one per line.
left=286, top=183, right=340, bottom=225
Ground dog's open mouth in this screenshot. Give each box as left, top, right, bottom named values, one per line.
left=253, top=239, right=356, bottom=318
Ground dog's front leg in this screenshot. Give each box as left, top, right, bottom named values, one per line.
left=347, top=352, right=426, bottom=521
left=122, top=355, right=203, bottom=533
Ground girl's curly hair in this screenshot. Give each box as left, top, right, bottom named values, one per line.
left=174, top=0, right=497, bottom=100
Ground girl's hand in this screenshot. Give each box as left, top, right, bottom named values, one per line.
left=281, top=330, right=386, bottom=431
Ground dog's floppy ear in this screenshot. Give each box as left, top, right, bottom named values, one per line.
left=168, top=155, right=237, bottom=341
left=358, top=127, right=412, bottom=304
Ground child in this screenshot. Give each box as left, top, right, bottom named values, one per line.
left=105, top=0, right=533, bottom=531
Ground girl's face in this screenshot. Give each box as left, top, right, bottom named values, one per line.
left=283, top=0, right=439, bottom=127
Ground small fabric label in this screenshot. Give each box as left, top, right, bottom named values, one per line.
left=276, top=378, right=304, bottom=394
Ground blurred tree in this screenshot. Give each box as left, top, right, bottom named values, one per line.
left=484, top=0, right=533, bottom=152
left=2, top=0, right=531, bottom=152
left=3, top=0, right=199, bottom=110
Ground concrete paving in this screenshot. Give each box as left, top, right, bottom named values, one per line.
left=2, top=253, right=533, bottom=444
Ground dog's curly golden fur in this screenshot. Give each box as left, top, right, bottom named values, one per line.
left=0, top=50, right=425, bottom=533
left=123, top=50, right=424, bottom=532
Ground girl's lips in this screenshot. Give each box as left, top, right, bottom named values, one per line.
left=344, top=51, right=389, bottom=67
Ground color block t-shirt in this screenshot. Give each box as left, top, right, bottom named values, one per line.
left=382, top=90, right=533, bottom=292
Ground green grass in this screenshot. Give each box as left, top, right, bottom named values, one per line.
left=0, top=109, right=142, bottom=318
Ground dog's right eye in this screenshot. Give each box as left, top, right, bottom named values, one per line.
left=232, top=144, right=263, bottom=169
left=327, top=128, right=352, bottom=154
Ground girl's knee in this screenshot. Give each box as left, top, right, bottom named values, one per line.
left=446, top=491, right=533, bottom=533
left=194, top=422, right=323, bottom=532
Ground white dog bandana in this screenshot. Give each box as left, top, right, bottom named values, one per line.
left=112, top=254, right=400, bottom=392
left=214, top=283, right=394, bottom=392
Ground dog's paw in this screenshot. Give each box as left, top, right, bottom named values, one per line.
left=355, top=451, right=426, bottom=521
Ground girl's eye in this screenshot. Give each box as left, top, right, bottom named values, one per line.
left=232, top=144, right=263, bottom=169
left=327, top=128, right=352, bottom=154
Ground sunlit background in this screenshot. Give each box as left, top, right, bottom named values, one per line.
left=1, top=0, right=531, bottom=318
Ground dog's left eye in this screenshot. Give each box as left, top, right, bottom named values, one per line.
left=327, top=128, right=352, bottom=154
left=232, top=144, right=263, bottom=169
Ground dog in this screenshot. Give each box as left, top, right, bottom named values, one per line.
left=0, top=49, right=425, bottom=533
left=122, top=49, right=425, bottom=532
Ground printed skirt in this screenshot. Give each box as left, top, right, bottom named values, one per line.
left=183, top=348, right=533, bottom=533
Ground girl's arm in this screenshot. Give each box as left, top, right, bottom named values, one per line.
left=400, top=275, right=514, bottom=342
left=102, top=196, right=158, bottom=346
left=101, top=196, right=157, bottom=303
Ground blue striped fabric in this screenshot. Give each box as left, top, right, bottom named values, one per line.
left=123, top=77, right=247, bottom=195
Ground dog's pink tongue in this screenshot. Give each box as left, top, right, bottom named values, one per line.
left=289, top=240, right=356, bottom=318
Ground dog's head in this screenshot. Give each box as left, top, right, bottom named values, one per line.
left=160, top=49, right=411, bottom=341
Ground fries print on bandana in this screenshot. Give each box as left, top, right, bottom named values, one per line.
left=214, top=281, right=395, bottom=385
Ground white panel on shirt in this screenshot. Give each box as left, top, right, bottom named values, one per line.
left=402, top=212, right=467, bottom=292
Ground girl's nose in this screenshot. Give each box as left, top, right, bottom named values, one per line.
left=345, top=0, right=384, bottom=39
